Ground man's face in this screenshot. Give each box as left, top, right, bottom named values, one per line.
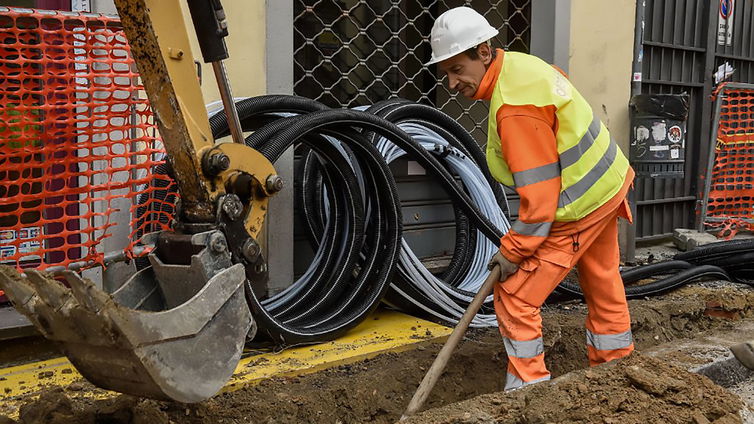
left=437, top=45, right=492, bottom=99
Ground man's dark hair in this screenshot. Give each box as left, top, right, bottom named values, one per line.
left=464, top=43, right=497, bottom=61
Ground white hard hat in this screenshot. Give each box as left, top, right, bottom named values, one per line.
left=426, top=7, right=499, bottom=65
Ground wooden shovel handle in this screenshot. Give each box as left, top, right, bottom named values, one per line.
left=400, top=266, right=501, bottom=421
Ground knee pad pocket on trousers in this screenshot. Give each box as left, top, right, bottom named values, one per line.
left=501, top=257, right=539, bottom=297
left=503, top=250, right=572, bottom=307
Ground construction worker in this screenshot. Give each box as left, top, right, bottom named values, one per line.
left=427, top=7, right=635, bottom=390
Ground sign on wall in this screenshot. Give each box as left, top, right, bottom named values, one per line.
left=71, top=0, right=90, bottom=12
left=718, top=0, right=734, bottom=46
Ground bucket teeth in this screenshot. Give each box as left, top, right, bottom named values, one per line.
left=25, top=270, right=71, bottom=310
left=0, top=231, right=257, bottom=404
left=0, top=267, right=36, bottom=306
left=62, top=271, right=109, bottom=313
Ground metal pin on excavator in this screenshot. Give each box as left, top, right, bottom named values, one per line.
left=0, top=0, right=278, bottom=403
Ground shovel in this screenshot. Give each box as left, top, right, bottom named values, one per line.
left=400, top=265, right=501, bottom=421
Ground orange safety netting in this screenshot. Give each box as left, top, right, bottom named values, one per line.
left=0, top=7, right=176, bottom=273
left=705, top=84, right=754, bottom=238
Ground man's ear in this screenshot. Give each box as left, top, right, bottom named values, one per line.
left=479, top=43, right=493, bottom=66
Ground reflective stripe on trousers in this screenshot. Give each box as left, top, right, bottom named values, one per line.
left=503, top=336, right=544, bottom=359
left=502, top=337, right=548, bottom=390
left=505, top=373, right=551, bottom=391
left=586, top=329, right=633, bottom=351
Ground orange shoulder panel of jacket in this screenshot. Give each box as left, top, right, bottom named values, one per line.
left=497, top=112, right=561, bottom=264
left=496, top=104, right=557, bottom=131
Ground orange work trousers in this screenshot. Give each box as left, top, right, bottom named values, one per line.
left=494, top=204, right=634, bottom=390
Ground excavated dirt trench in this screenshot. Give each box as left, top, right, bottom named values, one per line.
left=2, top=284, right=753, bottom=424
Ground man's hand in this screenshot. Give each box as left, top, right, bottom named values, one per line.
left=487, top=251, right=519, bottom=281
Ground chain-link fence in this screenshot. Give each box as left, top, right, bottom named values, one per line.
left=293, top=0, right=531, bottom=143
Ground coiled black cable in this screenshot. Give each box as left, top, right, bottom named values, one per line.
left=136, top=94, right=752, bottom=338
left=250, top=108, right=503, bottom=242
left=366, top=101, right=507, bottom=211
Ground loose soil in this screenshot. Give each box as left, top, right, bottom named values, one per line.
left=2, top=285, right=752, bottom=424
left=406, top=352, right=744, bottom=424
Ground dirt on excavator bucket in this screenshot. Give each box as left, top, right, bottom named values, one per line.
left=0, top=230, right=253, bottom=403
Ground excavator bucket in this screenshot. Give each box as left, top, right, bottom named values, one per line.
left=0, top=230, right=253, bottom=403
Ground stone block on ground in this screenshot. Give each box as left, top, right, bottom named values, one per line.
left=673, top=228, right=720, bottom=251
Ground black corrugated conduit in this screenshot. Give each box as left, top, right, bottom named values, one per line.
left=135, top=95, right=752, bottom=344
left=556, top=241, right=754, bottom=299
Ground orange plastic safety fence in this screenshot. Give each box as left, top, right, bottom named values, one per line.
left=0, top=7, right=176, bottom=272
left=705, top=85, right=754, bottom=232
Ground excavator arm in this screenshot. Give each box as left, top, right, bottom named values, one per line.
left=0, top=0, right=277, bottom=403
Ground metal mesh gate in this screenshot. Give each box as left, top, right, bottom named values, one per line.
left=292, top=1, right=530, bottom=265
left=632, top=0, right=754, bottom=242
left=293, top=0, right=531, bottom=142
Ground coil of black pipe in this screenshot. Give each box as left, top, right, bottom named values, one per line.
left=208, top=96, right=511, bottom=343
left=135, top=94, right=752, bottom=341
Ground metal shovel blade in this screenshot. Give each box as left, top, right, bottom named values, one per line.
left=0, top=230, right=253, bottom=403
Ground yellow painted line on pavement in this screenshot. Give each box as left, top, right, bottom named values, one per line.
left=224, top=310, right=450, bottom=392
left=0, top=310, right=450, bottom=418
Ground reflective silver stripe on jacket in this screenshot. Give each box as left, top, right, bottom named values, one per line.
left=503, top=336, right=545, bottom=359
left=559, top=115, right=601, bottom=169
left=586, top=329, right=633, bottom=351
left=504, top=373, right=551, bottom=391
left=558, top=139, right=618, bottom=208
left=513, top=161, right=561, bottom=187
left=511, top=221, right=552, bottom=237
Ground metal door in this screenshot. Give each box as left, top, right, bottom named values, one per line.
left=632, top=0, right=754, bottom=241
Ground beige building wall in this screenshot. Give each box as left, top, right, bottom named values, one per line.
left=568, top=0, right=636, bottom=154
left=177, top=0, right=267, bottom=103
left=90, top=0, right=268, bottom=100
left=567, top=0, right=637, bottom=259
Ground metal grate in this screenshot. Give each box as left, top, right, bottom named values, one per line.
left=632, top=0, right=754, bottom=242
left=293, top=0, right=531, bottom=142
